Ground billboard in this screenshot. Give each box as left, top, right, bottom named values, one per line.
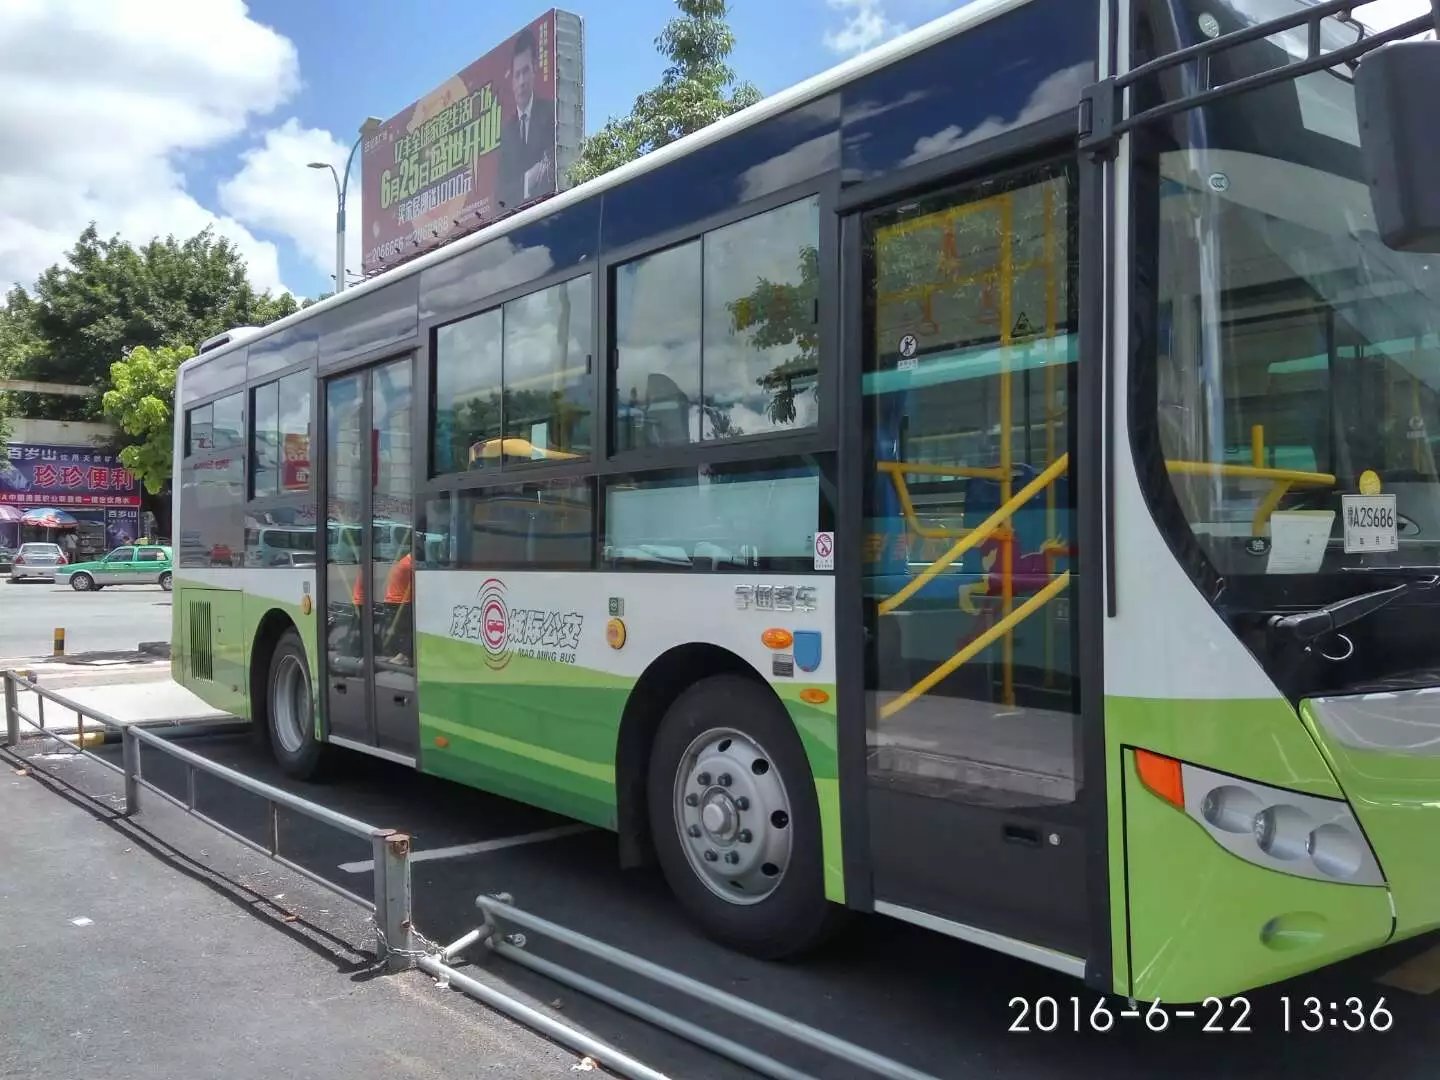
left=361, top=8, right=585, bottom=277
left=0, top=444, right=142, bottom=508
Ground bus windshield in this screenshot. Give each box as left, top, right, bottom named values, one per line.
left=1138, top=0, right=1440, bottom=604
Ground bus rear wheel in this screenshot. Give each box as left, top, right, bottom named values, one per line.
left=647, top=673, right=838, bottom=959
left=267, top=628, right=325, bottom=779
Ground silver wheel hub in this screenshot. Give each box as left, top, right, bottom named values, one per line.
left=673, top=727, right=793, bottom=905
left=271, top=654, right=310, bottom=755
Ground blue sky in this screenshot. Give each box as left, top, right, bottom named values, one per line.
left=0, top=0, right=955, bottom=302
left=7, top=0, right=1422, bottom=301
left=237, top=0, right=947, bottom=296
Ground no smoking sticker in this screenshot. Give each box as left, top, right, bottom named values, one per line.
left=814, top=531, right=835, bottom=571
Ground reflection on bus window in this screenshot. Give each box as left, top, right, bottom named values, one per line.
left=612, top=197, right=822, bottom=452
left=862, top=163, right=1081, bottom=809
left=604, top=459, right=824, bottom=572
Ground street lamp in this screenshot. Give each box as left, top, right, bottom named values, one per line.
left=309, top=115, right=383, bottom=294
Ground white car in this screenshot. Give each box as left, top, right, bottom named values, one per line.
left=8, top=541, right=68, bottom=583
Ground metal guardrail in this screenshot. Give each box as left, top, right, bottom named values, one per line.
left=1, top=668, right=415, bottom=971
left=457, top=893, right=942, bottom=1080
left=3, top=669, right=937, bottom=1080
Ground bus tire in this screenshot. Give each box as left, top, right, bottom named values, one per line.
left=267, top=628, right=325, bottom=779
left=647, top=673, right=839, bottom=959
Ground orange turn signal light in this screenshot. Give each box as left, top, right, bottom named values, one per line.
left=798, top=688, right=830, bottom=705
left=606, top=618, right=627, bottom=650
left=1135, top=749, right=1184, bottom=808
left=761, top=628, right=793, bottom=650
left=433, top=735, right=451, bottom=749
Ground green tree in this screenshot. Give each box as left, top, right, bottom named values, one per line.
left=0, top=294, right=44, bottom=454
left=569, top=0, right=760, bottom=185
left=729, top=244, right=820, bottom=427
left=9, top=225, right=297, bottom=420
left=101, top=343, right=195, bottom=494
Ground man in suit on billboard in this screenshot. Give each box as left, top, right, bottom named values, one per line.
left=497, top=26, right=555, bottom=213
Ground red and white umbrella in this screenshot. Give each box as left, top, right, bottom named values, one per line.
left=19, top=507, right=78, bottom=529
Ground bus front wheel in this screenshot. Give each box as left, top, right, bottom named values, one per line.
left=647, top=673, right=838, bottom=959
left=267, top=628, right=325, bottom=779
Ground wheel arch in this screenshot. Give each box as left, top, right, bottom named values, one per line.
left=614, top=643, right=785, bottom=868
left=248, top=608, right=303, bottom=738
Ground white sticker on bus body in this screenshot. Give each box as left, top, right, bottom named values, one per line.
left=416, top=571, right=837, bottom=684
left=1341, top=494, right=1398, bottom=554
left=813, top=532, right=835, bottom=571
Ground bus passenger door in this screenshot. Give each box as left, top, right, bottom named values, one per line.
left=854, top=161, right=1088, bottom=959
left=322, top=356, right=419, bottom=760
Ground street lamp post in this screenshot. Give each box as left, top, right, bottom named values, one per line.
left=310, top=116, right=382, bottom=293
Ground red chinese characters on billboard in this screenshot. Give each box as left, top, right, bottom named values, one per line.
left=361, top=10, right=568, bottom=276
left=0, top=445, right=141, bottom=507
left=282, top=433, right=310, bottom=492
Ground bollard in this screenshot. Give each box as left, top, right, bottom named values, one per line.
left=52, top=628, right=64, bottom=657
left=122, top=727, right=140, bottom=816
left=3, top=674, right=17, bottom=747
left=372, top=830, right=414, bottom=971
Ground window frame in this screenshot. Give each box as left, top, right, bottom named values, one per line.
left=603, top=179, right=834, bottom=469
left=599, top=453, right=837, bottom=575
left=422, top=476, right=597, bottom=572
left=249, top=368, right=315, bottom=502
left=428, top=267, right=597, bottom=482
left=185, top=403, right=214, bottom=459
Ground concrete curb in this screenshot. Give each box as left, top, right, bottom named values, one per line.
left=138, top=641, right=171, bottom=658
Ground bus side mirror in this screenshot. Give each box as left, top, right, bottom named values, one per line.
left=1357, top=39, right=1440, bottom=252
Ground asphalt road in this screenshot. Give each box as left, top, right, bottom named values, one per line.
left=89, top=731, right=1440, bottom=1080
left=0, top=578, right=171, bottom=659
left=0, top=760, right=579, bottom=1080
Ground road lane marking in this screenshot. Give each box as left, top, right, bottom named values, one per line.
left=337, top=823, right=591, bottom=873
left=1377, top=941, right=1440, bottom=994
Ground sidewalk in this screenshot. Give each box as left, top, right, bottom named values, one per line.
left=0, top=765, right=580, bottom=1080
left=4, top=650, right=226, bottom=736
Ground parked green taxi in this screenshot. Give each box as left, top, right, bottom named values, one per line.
left=58, top=544, right=173, bottom=592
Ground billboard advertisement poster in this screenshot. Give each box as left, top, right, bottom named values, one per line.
left=106, top=508, right=141, bottom=548
left=0, top=444, right=142, bottom=508
left=281, top=432, right=311, bottom=492
left=361, top=8, right=585, bottom=276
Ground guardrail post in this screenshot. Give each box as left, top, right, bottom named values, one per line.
left=373, top=831, right=414, bottom=971
left=122, top=727, right=140, bottom=816
left=3, top=674, right=17, bottom=748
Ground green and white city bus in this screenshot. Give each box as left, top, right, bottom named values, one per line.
left=172, top=0, right=1440, bottom=1003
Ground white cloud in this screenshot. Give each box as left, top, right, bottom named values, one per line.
left=0, top=0, right=299, bottom=295
left=902, top=61, right=1093, bottom=166
left=219, top=119, right=360, bottom=287
left=823, top=0, right=907, bottom=55
left=1356, top=0, right=1433, bottom=32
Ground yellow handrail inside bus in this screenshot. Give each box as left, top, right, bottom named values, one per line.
left=878, top=453, right=1069, bottom=615
left=880, top=571, right=1071, bottom=719
left=875, top=460, right=1006, bottom=540
left=1164, top=458, right=1336, bottom=534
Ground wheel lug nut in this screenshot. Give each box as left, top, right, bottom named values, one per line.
left=735, top=796, right=750, bottom=810
left=718, top=773, right=732, bottom=787
left=688, top=825, right=702, bottom=837
left=704, top=850, right=718, bottom=862
left=697, top=772, right=711, bottom=786
left=725, top=852, right=740, bottom=865
left=738, top=829, right=753, bottom=843
left=685, top=793, right=699, bottom=806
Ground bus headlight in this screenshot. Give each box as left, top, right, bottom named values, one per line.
left=1141, top=754, right=1385, bottom=886
left=1251, top=804, right=1312, bottom=862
